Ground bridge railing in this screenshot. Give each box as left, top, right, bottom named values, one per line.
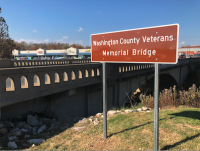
left=0, top=59, right=92, bottom=68
left=159, top=58, right=200, bottom=69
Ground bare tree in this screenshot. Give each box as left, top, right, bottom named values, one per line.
left=0, top=7, right=16, bottom=58
left=0, top=7, right=9, bottom=39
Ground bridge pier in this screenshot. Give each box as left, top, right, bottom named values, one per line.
left=179, top=67, right=182, bottom=89
left=114, top=79, right=120, bottom=107
left=85, top=86, right=89, bottom=117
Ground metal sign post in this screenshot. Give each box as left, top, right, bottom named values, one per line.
left=154, top=63, right=159, bottom=150
left=103, top=62, right=107, bottom=139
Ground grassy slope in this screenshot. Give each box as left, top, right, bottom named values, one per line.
left=24, top=107, right=200, bottom=150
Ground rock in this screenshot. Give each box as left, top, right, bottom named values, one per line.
left=61, top=127, right=64, bottom=130
left=147, top=110, right=152, bottom=112
left=51, top=118, right=56, bottom=124
left=124, top=110, right=133, bottom=113
left=101, top=115, right=103, bottom=118
left=21, top=128, right=28, bottom=133
left=24, top=134, right=30, bottom=138
left=35, top=115, right=38, bottom=119
left=96, top=113, right=102, bottom=116
left=73, top=117, right=83, bottom=122
left=3, top=121, right=14, bottom=128
left=88, top=118, right=93, bottom=122
left=59, top=116, right=71, bottom=123
left=48, top=124, right=54, bottom=130
left=132, top=109, right=137, bottom=112
left=15, top=121, right=26, bottom=128
left=42, top=118, right=51, bottom=125
left=0, top=123, right=3, bottom=129
left=8, top=142, right=18, bottom=149
left=37, top=125, right=46, bottom=134
left=8, top=136, right=18, bottom=141
left=94, top=118, right=99, bottom=121
left=27, top=139, right=45, bottom=144
left=148, top=108, right=152, bottom=110
left=23, top=124, right=32, bottom=131
left=142, top=107, right=148, bottom=111
left=94, top=121, right=100, bottom=125
left=0, top=128, right=7, bottom=135
left=107, top=110, right=117, bottom=116
left=32, top=127, right=37, bottom=135
left=117, top=110, right=121, bottom=113
left=137, top=108, right=142, bottom=112
left=78, top=118, right=87, bottom=124
left=9, top=127, right=20, bottom=134
left=13, top=130, right=21, bottom=136
left=27, top=115, right=39, bottom=127
left=73, top=126, right=86, bottom=131
left=38, top=120, right=43, bottom=127
left=32, top=144, right=36, bottom=147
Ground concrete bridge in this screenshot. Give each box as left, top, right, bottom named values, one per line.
left=0, top=58, right=200, bottom=120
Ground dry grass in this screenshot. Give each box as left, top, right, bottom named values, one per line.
left=139, top=84, right=200, bottom=109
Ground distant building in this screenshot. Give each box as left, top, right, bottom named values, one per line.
left=178, top=46, right=200, bottom=56
left=12, top=47, right=91, bottom=59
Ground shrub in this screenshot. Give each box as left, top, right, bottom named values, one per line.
left=139, top=84, right=200, bottom=109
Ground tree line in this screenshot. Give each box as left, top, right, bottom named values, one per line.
left=0, top=7, right=90, bottom=59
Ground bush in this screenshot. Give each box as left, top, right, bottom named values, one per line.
left=139, top=84, right=200, bottom=109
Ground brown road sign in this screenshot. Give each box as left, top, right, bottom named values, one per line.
left=91, top=24, right=179, bottom=64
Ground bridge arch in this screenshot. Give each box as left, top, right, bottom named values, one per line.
left=63, top=72, right=68, bottom=81
left=6, top=77, right=15, bottom=91
left=45, top=74, right=51, bottom=84
left=21, top=76, right=28, bottom=89
left=33, top=75, right=40, bottom=86
left=71, top=71, right=76, bottom=80
left=91, top=69, right=95, bottom=77
left=139, top=73, right=178, bottom=95
left=97, top=68, right=100, bottom=76
left=119, top=67, right=121, bottom=73
left=55, top=73, right=60, bottom=83
left=85, top=70, right=89, bottom=77
left=79, top=70, right=82, bottom=79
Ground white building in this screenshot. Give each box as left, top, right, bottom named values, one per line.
left=12, top=47, right=91, bottom=59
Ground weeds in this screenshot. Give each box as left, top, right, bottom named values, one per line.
left=139, top=84, right=200, bottom=109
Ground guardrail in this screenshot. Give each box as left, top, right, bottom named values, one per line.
left=0, top=59, right=92, bottom=68
left=0, top=58, right=198, bottom=68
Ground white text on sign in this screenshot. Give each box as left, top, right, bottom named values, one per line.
left=103, top=49, right=156, bottom=57
left=93, top=35, right=173, bottom=47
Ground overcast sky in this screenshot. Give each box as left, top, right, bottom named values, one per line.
left=1, top=0, right=200, bottom=47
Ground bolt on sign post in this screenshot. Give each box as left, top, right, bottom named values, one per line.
left=91, top=24, right=179, bottom=149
